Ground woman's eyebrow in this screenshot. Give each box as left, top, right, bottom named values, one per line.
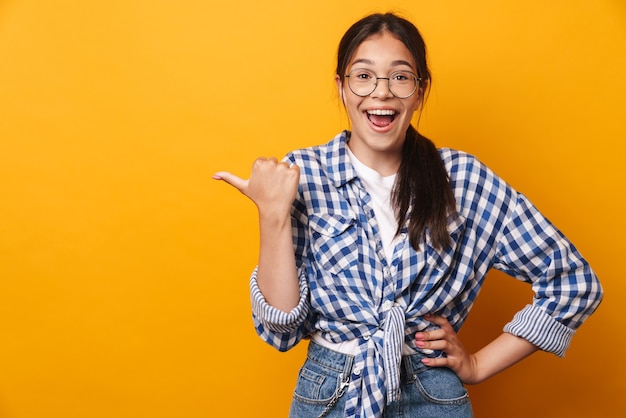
left=351, top=58, right=375, bottom=66
left=350, top=58, right=415, bottom=68
left=391, top=59, right=414, bottom=68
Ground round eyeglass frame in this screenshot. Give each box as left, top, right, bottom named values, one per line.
left=344, top=68, right=422, bottom=99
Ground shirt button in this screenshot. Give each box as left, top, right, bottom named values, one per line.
left=382, top=300, right=392, bottom=310
left=364, top=335, right=370, bottom=341
left=353, top=367, right=362, bottom=376
left=390, top=265, right=398, bottom=275
left=328, top=227, right=335, bottom=234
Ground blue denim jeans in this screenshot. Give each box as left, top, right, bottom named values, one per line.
left=289, top=341, right=473, bottom=417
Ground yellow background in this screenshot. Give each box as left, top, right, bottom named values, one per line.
left=0, top=1, right=624, bottom=417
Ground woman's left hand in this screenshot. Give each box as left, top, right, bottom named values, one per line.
left=414, top=314, right=481, bottom=384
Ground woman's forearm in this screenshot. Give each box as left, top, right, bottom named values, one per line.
left=256, top=211, right=300, bottom=312
left=468, top=333, right=539, bottom=384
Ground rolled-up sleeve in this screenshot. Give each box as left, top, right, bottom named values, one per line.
left=251, top=266, right=310, bottom=332
left=250, top=266, right=313, bottom=352
left=494, top=192, right=603, bottom=357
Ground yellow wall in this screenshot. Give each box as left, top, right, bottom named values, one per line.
left=0, top=1, right=624, bottom=417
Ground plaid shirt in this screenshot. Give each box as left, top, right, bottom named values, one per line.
left=250, top=130, right=602, bottom=418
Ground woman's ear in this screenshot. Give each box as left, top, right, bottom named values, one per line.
left=335, top=74, right=345, bottom=105
left=414, top=88, right=425, bottom=111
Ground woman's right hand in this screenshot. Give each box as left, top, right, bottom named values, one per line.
left=214, top=157, right=300, bottom=219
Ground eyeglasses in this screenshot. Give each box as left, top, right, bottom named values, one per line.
left=344, top=68, right=421, bottom=99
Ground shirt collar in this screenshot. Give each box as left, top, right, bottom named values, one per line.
left=326, top=130, right=358, bottom=188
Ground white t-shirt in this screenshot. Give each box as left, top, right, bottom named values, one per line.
left=346, top=146, right=399, bottom=264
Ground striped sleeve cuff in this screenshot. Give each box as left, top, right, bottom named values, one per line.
left=250, top=267, right=310, bottom=333
left=503, top=304, right=575, bottom=358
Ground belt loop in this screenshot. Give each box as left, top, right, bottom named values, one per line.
left=343, top=353, right=354, bottom=377
left=401, top=354, right=415, bottom=383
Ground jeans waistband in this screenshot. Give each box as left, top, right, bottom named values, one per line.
left=307, top=340, right=355, bottom=374
left=308, top=339, right=435, bottom=384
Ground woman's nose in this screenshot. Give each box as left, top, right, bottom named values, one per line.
left=371, top=78, right=393, bottom=98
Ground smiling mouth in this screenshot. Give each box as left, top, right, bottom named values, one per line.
left=366, top=109, right=396, bottom=127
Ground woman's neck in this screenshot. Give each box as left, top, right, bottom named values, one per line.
left=346, top=140, right=402, bottom=177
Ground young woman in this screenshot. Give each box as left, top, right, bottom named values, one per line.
left=214, top=12, right=603, bottom=418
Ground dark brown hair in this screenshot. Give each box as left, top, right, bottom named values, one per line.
left=336, top=13, right=457, bottom=250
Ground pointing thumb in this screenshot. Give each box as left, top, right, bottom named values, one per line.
left=213, top=171, right=247, bottom=193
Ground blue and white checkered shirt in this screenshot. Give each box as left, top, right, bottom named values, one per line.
left=250, top=130, right=602, bottom=418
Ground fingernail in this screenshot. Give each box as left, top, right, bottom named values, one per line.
left=421, top=359, right=430, bottom=365
left=213, top=175, right=222, bottom=180
left=416, top=340, right=425, bottom=348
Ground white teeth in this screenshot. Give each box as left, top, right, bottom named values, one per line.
left=367, top=109, right=396, bottom=116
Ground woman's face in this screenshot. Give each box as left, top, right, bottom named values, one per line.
left=337, top=31, right=422, bottom=174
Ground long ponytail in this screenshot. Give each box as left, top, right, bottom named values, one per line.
left=392, top=125, right=457, bottom=250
